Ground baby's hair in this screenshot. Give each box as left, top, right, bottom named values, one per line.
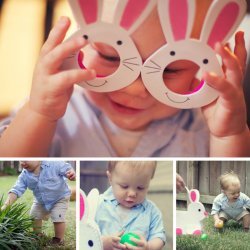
left=219, top=171, right=240, bottom=190
left=108, top=161, right=157, bottom=179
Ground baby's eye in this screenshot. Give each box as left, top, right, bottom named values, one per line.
left=137, top=187, right=145, bottom=190
left=163, top=67, right=180, bottom=74
left=120, top=185, right=128, bottom=189
left=98, top=51, right=120, bottom=62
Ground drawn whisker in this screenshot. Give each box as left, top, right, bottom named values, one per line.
left=146, top=70, right=161, bottom=74
left=149, top=60, right=161, bottom=69
left=123, top=63, right=134, bottom=71
left=123, top=62, right=140, bottom=66
left=144, top=65, right=162, bottom=70
left=123, top=57, right=138, bottom=62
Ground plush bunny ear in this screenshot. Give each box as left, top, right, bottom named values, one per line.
left=112, top=0, right=157, bottom=34
left=87, top=188, right=100, bottom=221
left=80, top=189, right=88, bottom=222
left=189, top=189, right=200, bottom=203
left=157, top=0, right=196, bottom=43
left=68, top=0, right=103, bottom=27
left=200, top=0, right=247, bottom=49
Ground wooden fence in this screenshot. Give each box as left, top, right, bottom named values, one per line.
left=177, top=161, right=250, bottom=206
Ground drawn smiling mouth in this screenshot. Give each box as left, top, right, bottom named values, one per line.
left=165, top=92, right=190, bottom=103
left=84, top=80, right=108, bottom=87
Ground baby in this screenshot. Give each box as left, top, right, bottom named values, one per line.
left=1, top=161, right=76, bottom=245
left=211, top=172, right=250, bottom=231
left=0, top=0, right=249, bottom=157
left=95, top=161, right=166, bottom=250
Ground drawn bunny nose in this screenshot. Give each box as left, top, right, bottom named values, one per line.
left=204, top=211, right=208, bottom=216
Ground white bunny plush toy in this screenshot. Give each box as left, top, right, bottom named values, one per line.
left=80, top=188, right=103, bottom=250
left=176, top=188, right=208, bottom=235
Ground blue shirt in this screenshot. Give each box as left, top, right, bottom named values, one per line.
left=95, top=187, right=166, bottom=243
left=9, top=161, right=72, bottom=211
left=0, top=89, right=209, bottom=157
left=211, top=192, right=250, bottom=218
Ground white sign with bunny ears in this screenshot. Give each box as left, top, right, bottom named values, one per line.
left=141, top=0, right=247, bottom=108
left=62, top=0, right=157, bottom=92
left=176, top=188, right=208, bottom=235
left=80, top=189, right=103, bottom=250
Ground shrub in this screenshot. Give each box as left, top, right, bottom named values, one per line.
left=0, top=196, right=40, bottom=249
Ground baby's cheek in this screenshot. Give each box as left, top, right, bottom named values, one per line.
left=164, top=78, right=193, bottom=94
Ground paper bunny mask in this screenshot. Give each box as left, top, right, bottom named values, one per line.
left=62, top=0, right=157, bottom=92
left=80, top=188, right=103, bottom=250
left=142, top=0, right=247, bottom=108
left=63, top=0, right=246, bottom=108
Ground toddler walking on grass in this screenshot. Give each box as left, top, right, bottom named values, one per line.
left=1, top=161, right=75, bottom=245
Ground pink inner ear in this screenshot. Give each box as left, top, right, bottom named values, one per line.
left=207, top=3, right=239, bottom=48
left=190, top=191, right=196, bottom=202
left=80, top=194, right=85, bottom=220
left=169, top=0, right=189, bottom=41
left=120, top=0, right=150, bottom=30
left=78, top=0, right=98, bottom=24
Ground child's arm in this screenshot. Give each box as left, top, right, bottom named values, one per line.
left=202, top=31, right=250, bottom=156
left=0, top=16, right=95, bottom=156
left=1, top=192, right=18, bottom=211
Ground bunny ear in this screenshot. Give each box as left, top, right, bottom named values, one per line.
left=113, top=0, right=157, bottom=34
left=87, top=188, right=100, bottom=221
left=157, top=0, right=196, bottom=43
left=68, top=0, right=103, bottom=27
left=189, top=189, right=200, bottom=203
left=80, top=189, right=88, bottom=221
left=200, top=0, right=247, bottom=49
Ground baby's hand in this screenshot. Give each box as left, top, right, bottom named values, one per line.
left=66, top=169, right=76, bottom=181
left=0, top=204, right=7, bottom=212
left=124, top=234, right=149, bottom=250
left=29, top=16, right=96, bottom=122
left=202, top=31, right=250, bottom=156
left=102, top=231, right=127, bottom=250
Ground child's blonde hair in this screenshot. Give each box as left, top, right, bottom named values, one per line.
left=219, top=171, right=240, bottom=190
left=108, top=161, right=157, bottom=179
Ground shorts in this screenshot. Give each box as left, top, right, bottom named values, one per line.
left=30, top=196, right=70, bottom=222
left=219, top=209, right=250, bottom=222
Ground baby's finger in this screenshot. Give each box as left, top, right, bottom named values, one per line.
left=51, top=69, right=96, bottom=90
left=215, top=43, right=243, bottom=86
left=41, top=16, right=71, bottom=56
left=203, top=72, right=238, bottom=105
left=234, top=31, right=247, bottom=73
left=43, top=36, right=87, bottom=74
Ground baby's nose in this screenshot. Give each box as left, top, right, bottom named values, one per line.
left=119, top=76, right=149, bottom=98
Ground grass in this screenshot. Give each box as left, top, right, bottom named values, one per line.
left=0, top=176, right=76, bottom=250
left=176, top=215, right=250, bottom=250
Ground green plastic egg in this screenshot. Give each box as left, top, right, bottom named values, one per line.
left=120, top=232, right=140, bottom=246
left=201, top=233, right=208, bottom=240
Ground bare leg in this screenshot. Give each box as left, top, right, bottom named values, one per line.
left=54, top=222, right=66, bottom=240
left=33, top=219, right=43, bottom=235
left=242, top=214, right=250, bottom=231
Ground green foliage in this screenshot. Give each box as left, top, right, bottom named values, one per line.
left=2, top=166, right=18, bottom=176
left=0, top=196, right=40, bottom=250
left=177, top=216, right=250, bottom=250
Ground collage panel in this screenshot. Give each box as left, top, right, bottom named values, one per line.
left=0, top=160, right=76, bottom=250
left=176, top=161, right=250, bottom=250
left=79, top=160, right=173, bottom=250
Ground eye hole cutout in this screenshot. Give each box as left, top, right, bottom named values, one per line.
left=78, top=42, right=121, bottom=78
left=162, top=60, right=205, bottom=95
left=88, top=240, right=94, bottom=247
